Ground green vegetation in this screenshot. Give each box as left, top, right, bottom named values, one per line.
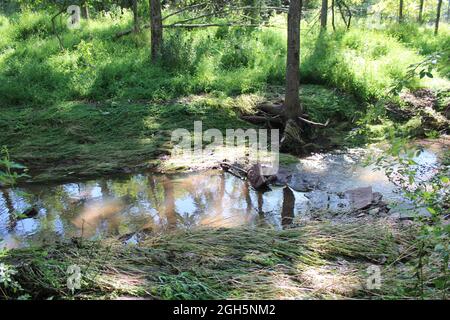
left=0, top=1, right=449, bottom=301
left=0, top=11, right=447, bottom=106
left=0, top=10, right=448, bottom=181
left=2, top=221, right=439, bottom=300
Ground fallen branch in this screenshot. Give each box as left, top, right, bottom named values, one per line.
left=162, top=2, right=209, bottom=21
left=257, top=103, right=283, bottom=116
left=163, top=22, right=280, bottom=29
left=114, top=24, right=149, bottom=38
left=165, top=6, right=289, bottom=27
left=241, top=115, right=283, bottom=125
left=298, top=116, right=330, bottom=127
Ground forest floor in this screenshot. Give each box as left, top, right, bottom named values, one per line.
left=1, top=85, right=361, bottom=182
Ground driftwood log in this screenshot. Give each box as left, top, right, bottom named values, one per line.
left=220, top=162, right=274, bottom=190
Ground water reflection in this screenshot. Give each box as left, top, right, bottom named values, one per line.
left=0, top=171, right=290, bottom=248
left=0, top=146, right=443, bottom=249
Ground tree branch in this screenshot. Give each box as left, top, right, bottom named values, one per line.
left=162, top=2, right=209, bottom=21
left=52, top=8, right=66, bottom=51
left=298, top=116, right=330, bottom=127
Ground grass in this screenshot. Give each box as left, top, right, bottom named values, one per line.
left=0, top=11, right=447, bottom=107
left=0, top=10, right=449, bottom=182
left=1, top=221, right=434, bottom=300
left=0, top=97, right=254, bottom=182
left=0, top=86, right=362, bottom=182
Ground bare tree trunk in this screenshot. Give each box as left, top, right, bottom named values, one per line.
left=448, top=0, right=450, bottom=22
left=149, top=0, right=163, bottom=61
left=399, top=0, right=404, bottom=23
left=81, top=1, right=90, bottom=20
left=284, top=0, right=303, bottom=120
left=418, top=0, right=425, bottom=23
left=133, top=0, right=139, bottom=32
left=340, top=0, right=352, bottom=29
left=320, top=0, right=328, bottom=29
left=435, top=0, right=443, bottom=35
left=331, top=0, right=335, bottom=31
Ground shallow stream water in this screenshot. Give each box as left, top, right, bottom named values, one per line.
left=0, top=142, right=446, bottom=249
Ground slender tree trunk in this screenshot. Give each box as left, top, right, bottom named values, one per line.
left=284, top=0, right=303, bottom=120
left=399, top=0, right=404, bottom=23
left=81, top=1, right=90, bottom=20
left=435, top=0, right=443, bottom=35
left=331, top=0, right=335, bottom=31
left=132, top=0, right=139, bottom=32
left=447, top=0, right=450, bottom=22
left=418, top=0, right=425, bottom=23
left=149, top=0, right=163, bottom=61
left=320, top=0, right=328, bottom=29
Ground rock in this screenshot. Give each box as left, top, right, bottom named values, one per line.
left=247, top=163, right=268, bottom=190
left=305, top=191, right=329, bottom=211
left=288, top=173, right=320, bottom=192
left=344, top=186, right=373, bottom=210
left=20, top=207, right=38, bottom=219
left=329, top=194, right=351, bottom=213
left=281, top=187, right=295, bottom=227
left=390, top=208, right=431, bottom=221
left=372, top=192, right=383, bottom=203
left=369, top=208, right=380, bottom=215
left=272, top=168, right=292, bottom=186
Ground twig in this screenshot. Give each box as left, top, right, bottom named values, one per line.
left=298, top=116, right=330, bottom=127
left=162, top=2, right=209, bottom=21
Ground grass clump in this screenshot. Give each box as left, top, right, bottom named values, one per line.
left=1, top=221, right=436, bottom=300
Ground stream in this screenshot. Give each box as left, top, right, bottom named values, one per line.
left=0, top=142, right=447, bottom=249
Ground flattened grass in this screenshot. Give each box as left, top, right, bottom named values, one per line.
left=1, top=221, right=426, bottom=300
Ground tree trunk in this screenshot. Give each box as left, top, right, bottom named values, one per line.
left=418, top=0, right=425, bottom=23
left=81, top=1, right=90, bottom=20
left=284, top=0, right=303, bottom=120
left=447, top=0, right=450, bottom=22
left=435, top=0, right=443, bottom=35
left=133, top=0, right=139, bottom=32
left=331, top=0, right=335, bottom=31
left=149, top=0, right=163, bottom=61
left=320, top=0, right=328, bottom=29
left=399, top=0, right=404, bottom=23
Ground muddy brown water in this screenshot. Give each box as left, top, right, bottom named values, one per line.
left=0, top=144, right=446, bottom=249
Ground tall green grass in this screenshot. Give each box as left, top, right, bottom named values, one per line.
left=386, top=22, right=450, bottom=78
left=0, top=10, right=447, bottom=108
